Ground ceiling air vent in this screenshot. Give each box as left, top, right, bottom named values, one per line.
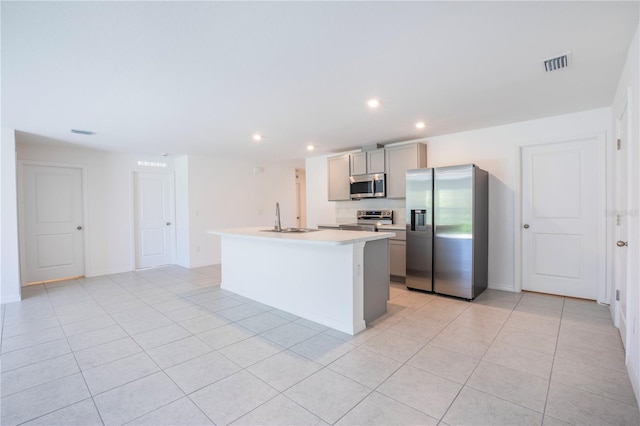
left=543, top=53, right=570, bottom=72
left=70, top=129, right=95, bottom=135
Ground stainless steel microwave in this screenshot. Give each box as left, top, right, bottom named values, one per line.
left=349, top=173, right=386, bottom=199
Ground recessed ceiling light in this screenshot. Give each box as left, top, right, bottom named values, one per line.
left=307, top=144, right=315, bottom=151
left=367, top=99, right=381, bottom=109
left=70, top=129, right=95, bottom=135
left=415, top=122, right=426, bottom=129
left=161, top=153, right=170, bottom=157
left=252, top=133, right=262, bottom=141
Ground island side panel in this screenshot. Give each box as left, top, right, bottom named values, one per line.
left=363, top=238, right=390, bottom=323
left=219, top=236, right=366, bottom=334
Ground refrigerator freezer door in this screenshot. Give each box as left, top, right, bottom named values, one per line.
left=405, top=169, right=433, bottom=292
left=434, top=164, right=475, bottom=298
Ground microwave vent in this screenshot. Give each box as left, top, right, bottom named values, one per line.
left=362, top=143, right=384, bottom=151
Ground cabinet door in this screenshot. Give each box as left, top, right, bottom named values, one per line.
left=328, top=154, right=351, bottom=201
left=385, top=144, right=427, bottom=198
left=367, top=149, right=385, bottom=174
left=390, top=240, right=406, bottom=277
left=350, top=152, right=367, bottom=176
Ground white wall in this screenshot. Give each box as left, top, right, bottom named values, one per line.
left=1, top=129, right=21, bottom=303
left=185, top=155, right=298, bottom=267
left=12, top=137, right=298, bottom=275
left=305, top=108, right=612, bottom=292
left=174, top=155, right=190, bottom=268
left=305, top=155, right=337, bottom=227
left=426, top=107, right=611, bottom=292
left=611, top=24, right=640, bottom=406
left=16, top=137, right=175, bottom=277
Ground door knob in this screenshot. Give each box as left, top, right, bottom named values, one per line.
left=166, top=222, right=172, bottom=226
left=617, top=240, right=628, bottom=247
left=77, top=226, right=82, bottom=230
left=523, top=224, right=530, bottom=229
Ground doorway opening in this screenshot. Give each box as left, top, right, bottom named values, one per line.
left=296, top=168, right=307, bottom=228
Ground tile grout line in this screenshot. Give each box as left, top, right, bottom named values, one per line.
left=61, top=274, right=180, bottom=425
left=45, top=277, right=107, bottom=426
left=97, top=268, right=307, bottom=426
left=79, top=272, right=209, bottom=425
left=332, top=292, right=486, bottom=424
left=435, top=293, right=526, bottom=423
left=5, top=270, right=636, bottom=425
left=84, top=270, right=218, bottom=425
left=540, top=295, right=565, bottom=425
left=3, top=270, right=245, bottom=425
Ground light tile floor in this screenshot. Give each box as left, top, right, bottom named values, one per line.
left=1, top=265, right=639, bottom=425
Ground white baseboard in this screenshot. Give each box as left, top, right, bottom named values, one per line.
left=86, top=266, right=134, bottom=277
left=628, top=355, right=640, bottom=408
left=0, top=293, right=22, bottom=304
left=187, top=261, right=217, bottom=269
left=488, top=283, right=517, bottom=292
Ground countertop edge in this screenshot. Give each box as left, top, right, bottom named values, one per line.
left=207, top=228, right=396, bottom=246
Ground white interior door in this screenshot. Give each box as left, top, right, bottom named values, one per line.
left=134, top=172, right=175, bottom=269
left=22, top=165, right=84, bottom=283
left=521, top=137, right=600, bottom=299
left=614, top=106, right=629, bottom=347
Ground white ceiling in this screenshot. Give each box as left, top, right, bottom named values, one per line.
left=2, top=1, right=638, bottom=165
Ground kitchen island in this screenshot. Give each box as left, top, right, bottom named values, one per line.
left=207, top=227, right=395, bottom=335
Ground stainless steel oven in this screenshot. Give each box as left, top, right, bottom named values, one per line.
left=339, top=209, right=393, bottom=231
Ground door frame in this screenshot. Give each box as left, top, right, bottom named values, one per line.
left=295, top=168, right=307, bottom=228
left=17, top=160, right=90, bottom=286
left=514, top=132, right=607, bottom=303
left=611, top=89, right=632, bottom=331
left=130, top=169, right=177, bottom=270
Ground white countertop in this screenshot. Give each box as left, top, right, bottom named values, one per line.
left=318, top=223, right=406, bottom=231
left=207, top=227, right=395, bottom=246
left=377, top=224, right=406, bottom=231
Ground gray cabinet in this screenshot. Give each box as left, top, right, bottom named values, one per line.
left=384, top=143, right=427, bottom=198
left=350, top=149, right=385, bottom=175
left=367, top=149, right=385, bottom=174
left=350, top=152, right=367, bottom=176
left=327, top=154, right=351, bottom=201
left=389, top=230, right=406, bottom=282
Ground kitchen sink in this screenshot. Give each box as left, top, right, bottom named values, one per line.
left=261, top=228, right=321, bottom=233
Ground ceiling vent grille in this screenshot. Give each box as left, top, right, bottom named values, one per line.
left=70, top=129, right=95, bottom=135
left=543, top=53, right=570, bottom=72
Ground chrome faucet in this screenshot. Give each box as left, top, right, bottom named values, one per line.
left=274, top=202, right=282, bottom=232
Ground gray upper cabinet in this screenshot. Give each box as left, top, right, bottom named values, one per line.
left=327, top=154, right=351, bottom=201
left=350, top=148, right=385, bottom=176
left=384, top=143, right=427, bottom=198
left=350, top=152, right=367, bottom=176
left=367, top=149, right=385, bottom=174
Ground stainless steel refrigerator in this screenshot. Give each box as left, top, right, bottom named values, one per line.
left=405, top=164, right=488, bottom=299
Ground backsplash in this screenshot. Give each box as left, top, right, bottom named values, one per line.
left=335, top=198, right=406, bottom=225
